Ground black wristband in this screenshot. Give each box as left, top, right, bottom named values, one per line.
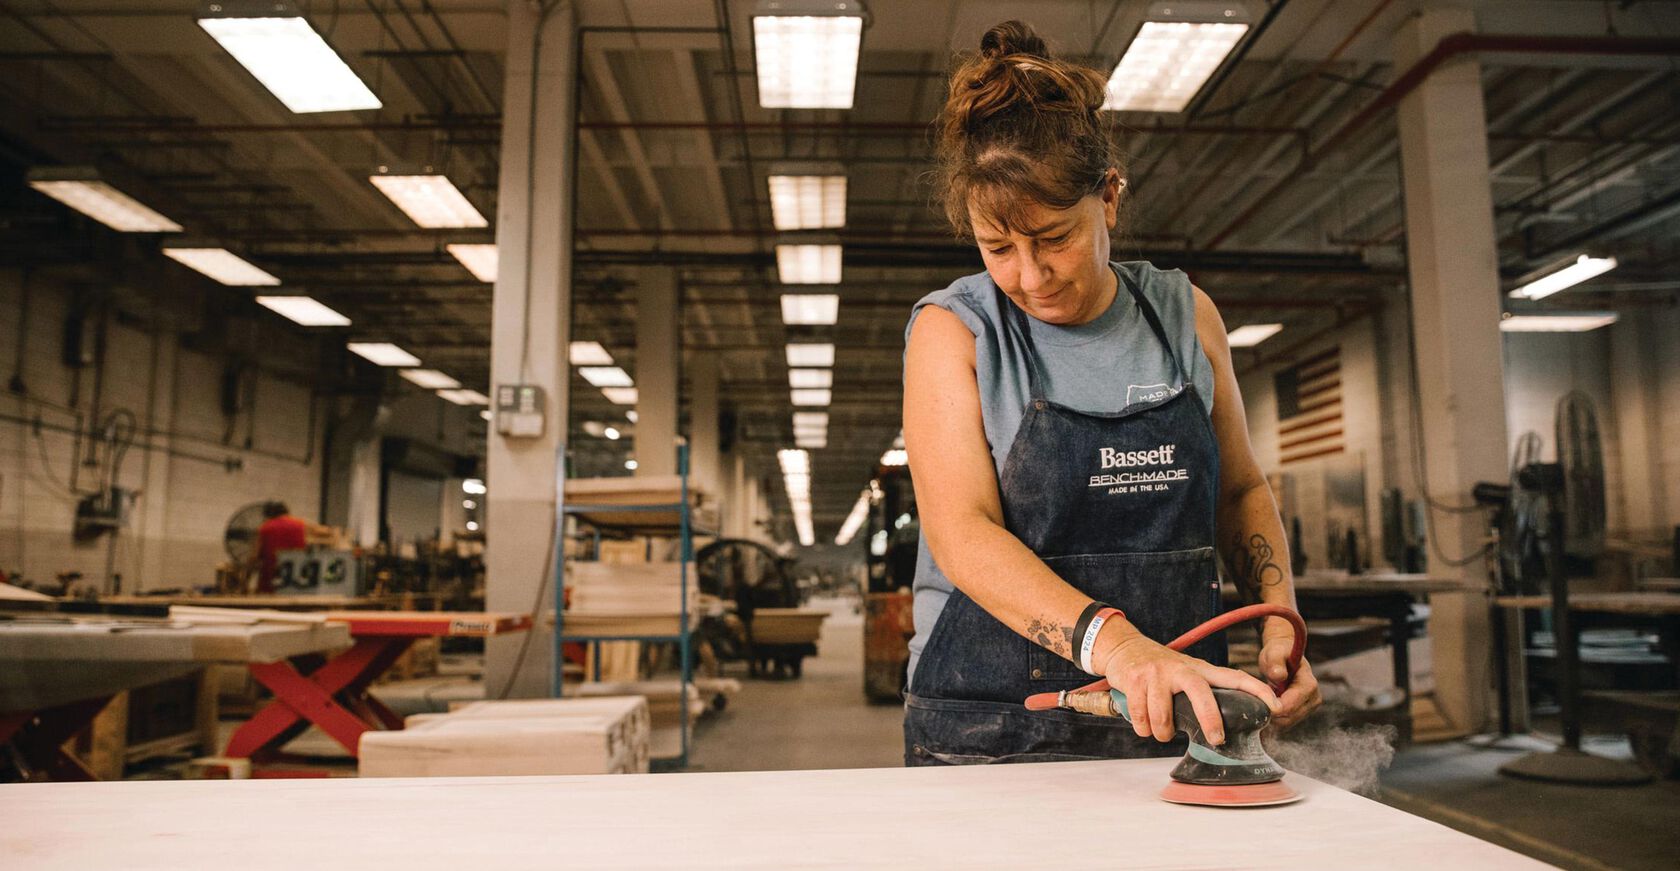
left=1071, top=600, right=1110, bottom=657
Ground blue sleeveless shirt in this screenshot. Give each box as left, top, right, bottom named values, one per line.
left=903, top=260, right=1215, bottom=682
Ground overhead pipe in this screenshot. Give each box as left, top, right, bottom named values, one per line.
left=1204, top=33, right=1680, bottom=249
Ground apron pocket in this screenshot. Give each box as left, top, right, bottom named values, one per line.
left=904, top=694, right=1179, bottom=765
left=1029, top=547, right=1219, bottom=683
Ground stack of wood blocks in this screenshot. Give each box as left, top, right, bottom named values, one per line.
left=358, top=696, right=651, bottom=777
left=563, top=562, right=700, bottom=638
left=567, top=680, right=718, bottom=760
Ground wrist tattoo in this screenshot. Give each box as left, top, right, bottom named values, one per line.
left=1230, top=532, right=1285, bottom=603
left=1025, top=616, right=1075, bottom=659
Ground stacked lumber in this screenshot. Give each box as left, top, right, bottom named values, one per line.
left=561, top=562, right=699, bottom=638
left=567, top=680, right=717, bottom=759
left=565, top=475, right=718, bottom=532
left=358, top=696, right=651, bottom=777
left=749, top=608, right=827, bottom=645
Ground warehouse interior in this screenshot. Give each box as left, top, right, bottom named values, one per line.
left=1, top=1, right=1678, bottom=868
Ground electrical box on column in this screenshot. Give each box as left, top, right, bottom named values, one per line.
left=496, top=384, right=546, bottom=438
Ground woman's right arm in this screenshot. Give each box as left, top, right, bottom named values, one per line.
left=903, top=306, right=1276, bottom=745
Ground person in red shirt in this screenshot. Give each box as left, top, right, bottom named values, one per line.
left=253, top=501, right=309, bottom=593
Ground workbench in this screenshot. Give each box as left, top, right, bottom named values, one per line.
left=1239, top=572, right=1472, bottom=743
left=0, top=758, right=1543, bottom=869
left=0, top=615, right=350, bottom=780
left=223, top=611, right=531, bottom=761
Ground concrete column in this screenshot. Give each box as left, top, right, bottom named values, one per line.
left=1393, top=1, right=1507, bottom=733
left=634, top=267, right=680, bottom=478
left=485, top=1, right=576, bottom=699
left=688, top=352, right=720, bottom=499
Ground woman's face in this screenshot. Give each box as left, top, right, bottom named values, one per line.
left=970, top=169, right=1122, bottom=326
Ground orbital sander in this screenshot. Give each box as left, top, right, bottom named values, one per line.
left=1024, top=603, right=1308, bottom=808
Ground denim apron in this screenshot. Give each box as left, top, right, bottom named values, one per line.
left=904, top=271, right=1223, bottom=765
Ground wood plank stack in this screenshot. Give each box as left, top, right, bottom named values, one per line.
left=358, top=696, right=651, bottom=777
left=749, top=608, right=827, bottom=645
left=564, top=475, right=718, bottom=532
left=561, top=561, right=700, bottom=638
left=567, top=680, right=711, bottom=760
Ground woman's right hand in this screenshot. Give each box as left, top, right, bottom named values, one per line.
left=1096, top=631, right=1281, bottom=746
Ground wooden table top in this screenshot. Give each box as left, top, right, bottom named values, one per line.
left=322, top=610, right=532, bottom=637
left=98, top=593, right=432, bottom=611
left=1291, top=572, right=1475, bottom=595
left=0, top=758, right=1541, bottom=870
left=0, top=615, right=351, bottom=664
left=1494, top=591, right=1680, bottom=615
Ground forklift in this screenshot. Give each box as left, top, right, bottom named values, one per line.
left=862, top=464, right=919, bottom=702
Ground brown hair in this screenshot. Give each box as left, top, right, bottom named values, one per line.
left=935, top=21, right=1122, bottom=241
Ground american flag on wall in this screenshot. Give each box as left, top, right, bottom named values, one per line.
left=1275, top=346, right=1344, bottom=465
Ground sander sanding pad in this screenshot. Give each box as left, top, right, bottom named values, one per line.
left=1158, top=778, right=1302, bottom=808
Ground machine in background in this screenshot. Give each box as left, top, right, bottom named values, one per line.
left=863, top=465, right=918, bottom=702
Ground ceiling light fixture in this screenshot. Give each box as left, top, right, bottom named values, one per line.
left=578, top=366, right=634, bottom=388
left=370, top=171, right=487, bottom=228
left=1103, top=2, right=1250, bottom=113
left=400, top=369, right=461, bottom=390
left=781, top=293, right=840, bottom=325
left=27, top=168, right=182, bottom=233
left=776, top=242, right=843, bottom=284
left=791, top=389, right=832, bottom=407
left=161, top=247, right=280, bottom=286
left=1226, top=323, right=1284, bottom=348
left=835, top=490, right=870, bottom=545
left=768, top=162, right=847, bottom=230
left=1508, top=254, right=1618, bottom=301
left=255, top=296, right=350, bottom=327
left=601, top=387, right=640, bottom=405
left=1498, top=312, right=1619, bottom=333
left=788, top=368, right=834, bottom=389
left=447, top=243, right=498, bottom=283
left=197, top=1, right=382, bottom=114
left=880, top=448, right=908, bottom=466
left=347, top=342, right=420, bottom=367
left=437, top=389, right=491, bottom=406
left=569, top=341, right=614, bottom=366
left=786, top=343, right=836, bottom=368
left=751, top=0, right=866, bottom=109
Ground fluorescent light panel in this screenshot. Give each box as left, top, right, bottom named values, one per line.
left=781, top=293, right=840, bottom=325
left=789, top=368, right=833, bottom=389
left=347, top=342, right=420, bottom=367
left=28, top=174, right=182, bottom=232
left=1104, top=13, right=1249, bottom=113
left=447, top=243, right=498, bottom=282
left=776, top=243, right=843, bottom=284
left=197, top=10, right=381, bottom=113
left=880, top=448, right=908, bottom=466
left=569, top=341, right=614, bottom=366
left=1226, top=323, right=1283, bottom=348
left=793, top=412, right=828, bottom=429
left=601, top=387, right=640, bottom=405
left=768, top=168, right=847, bottom=230
left=835, top=490, right=870, bottom=545
left=437, top=389, right=491, bottom=406
left=162, top=247, right=280, bottom=286
left=796, top=435, right=828, bottom=449
left=400, top=369, right=460, bottom=390
left=791, top=389, right=832, bottom=407
left=786, top=343, right=835, bottom=367
left=1509, top=254, right=1618, bottom=301
left=255, top=295, right=350, bottom=327
left=1499, top=313, right=1619, bottom=333
left=751, top=3, right=865, bottom=109
left=579, top=366, right=634, bottom=388
left=369, top=174, right=487, bottom=228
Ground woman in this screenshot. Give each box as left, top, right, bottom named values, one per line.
left=902, top=21, right=1320, bottom=766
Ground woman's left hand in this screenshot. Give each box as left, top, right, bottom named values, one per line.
left=1258, top=634, right=1321, bottom=729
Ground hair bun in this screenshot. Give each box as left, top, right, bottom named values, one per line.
left=979, top=20, right=1049, bottom=61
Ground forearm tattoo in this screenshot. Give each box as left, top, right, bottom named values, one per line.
left=1026, top=616, right=1076, bottom=659
left=1229, top=532, right=1286, bottom=603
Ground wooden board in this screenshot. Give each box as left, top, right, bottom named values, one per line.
left=1494, top=591, right=1680, bottom=615
left=0, top=759, right=1545, bottom=869
left=321, top=611, right=533, bottom=637
left=750, top=608, right=827, bottom=645
left=360, top=697, right=650, bottom=777
left=98, top=594, right=422, bottom=611
left=1292, top=572, right=1473, bottom=594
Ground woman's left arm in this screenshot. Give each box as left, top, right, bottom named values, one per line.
left=1192, top=285, right=1322, bottom=729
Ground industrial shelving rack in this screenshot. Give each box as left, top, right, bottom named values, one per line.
left=553, top=445, right=702, bottom=770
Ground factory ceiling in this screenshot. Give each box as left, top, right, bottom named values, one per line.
left=0, top=0, right=1676, bottom=538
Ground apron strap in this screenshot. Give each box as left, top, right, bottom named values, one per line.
left=1117, top=269, right=1189, bottom=387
